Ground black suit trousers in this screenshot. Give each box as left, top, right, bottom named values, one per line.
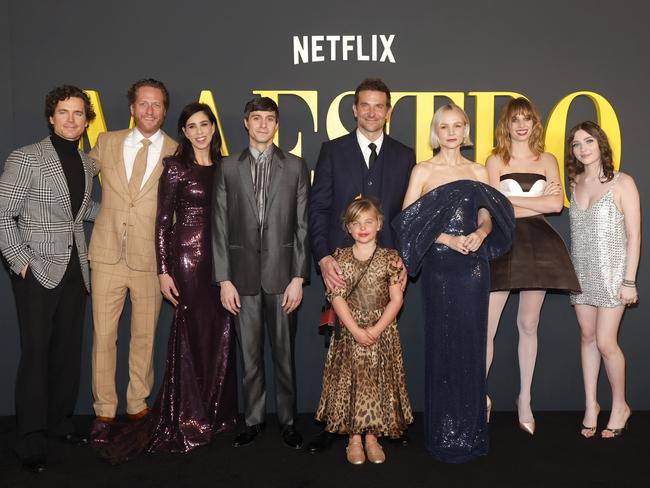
left=10, top=248, right=86, bottom=460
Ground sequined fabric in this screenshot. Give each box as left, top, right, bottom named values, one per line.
left=91, top=158, right=237, bottom=463
left=393, top=180, right=514, bottom=463
left=569, top=178, right=626, bottom=307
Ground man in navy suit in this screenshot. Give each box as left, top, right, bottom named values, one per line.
left=307, top=78, right=415, bottom=452
left=309, top=78, right=415, bottom=292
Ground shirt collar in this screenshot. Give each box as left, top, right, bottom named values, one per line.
left=130, top=127, right=164, bottom=148
left=249, top=144, right=274, bottom=160
left=356, top=129, right=384, bottom=154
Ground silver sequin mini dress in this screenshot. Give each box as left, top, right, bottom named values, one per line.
left=569, top=175, right=626, bottom=307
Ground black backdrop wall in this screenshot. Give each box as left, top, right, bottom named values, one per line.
left=1, top=0, right=648, bottom=416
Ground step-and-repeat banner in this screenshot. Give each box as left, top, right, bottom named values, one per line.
left=1, top=0, right=647, bottom=414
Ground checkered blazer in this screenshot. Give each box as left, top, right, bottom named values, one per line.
left=0, top=137, right=99, bottom=290
left=88, top=129, right=177, bottom=272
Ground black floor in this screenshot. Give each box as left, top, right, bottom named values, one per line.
left=1, top=412, right=648, bottom=488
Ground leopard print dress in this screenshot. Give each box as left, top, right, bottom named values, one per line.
left=315, top=247, right=413, bottom=437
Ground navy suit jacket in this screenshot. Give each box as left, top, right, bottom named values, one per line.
left=308, top=131, right=415, bottom=264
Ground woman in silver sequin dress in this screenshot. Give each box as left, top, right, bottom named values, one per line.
left=486, top=98, right=580, bottom=436
left=567, top=121, right=640, bottom=439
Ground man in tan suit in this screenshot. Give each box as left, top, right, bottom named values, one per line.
left=89, top=79, right=176, bottom=422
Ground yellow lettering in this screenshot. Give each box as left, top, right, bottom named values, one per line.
left=545, top=91, right=622, bottom=206
left=326, top=91, right=354, bottom=140
left=198, top=90, right=230, bottom=156
left=81, top=90, right=108, bottom=151
left=468, top=92, right=527, bottom=165
left=252, top=90, right=318, bottom=157
left=390, top=92, right=464, bottom=163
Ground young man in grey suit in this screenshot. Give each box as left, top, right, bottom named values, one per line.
left=212, top=97, right=309, bottom=449
left=0, top=85, right=99, bottom=473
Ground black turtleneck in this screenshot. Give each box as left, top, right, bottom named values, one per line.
left=50, top=133, right=85, bottom=218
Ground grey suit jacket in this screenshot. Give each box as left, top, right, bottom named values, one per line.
left=212, top=146, right=310, bottom=295
left=0, top=137, right=99, bottom=290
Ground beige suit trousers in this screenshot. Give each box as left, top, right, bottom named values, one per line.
left=90, top=256, right=162, bottom=417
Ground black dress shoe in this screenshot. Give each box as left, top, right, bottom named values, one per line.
left=232, top=424, right=265, bottom=448
left=307, top=430, right=336, bottom=454
left=281, top=425, right=303, bottom=449
left=55, top=432, right=89, bottom=447
left=387, top=434, right=409, bottom=447
left=21, top=457, right=47, bottom=473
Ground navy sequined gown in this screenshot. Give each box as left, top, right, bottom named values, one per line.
left=91, top=158, right=237, bottom=463
left=393, top=180, right=514, bottom=463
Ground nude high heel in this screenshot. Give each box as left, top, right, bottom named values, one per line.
left=486, top=395, right=492, bottom=423
left=519, top=420, right=536, bottom=435
left=516, top=398, right=535, bottom=435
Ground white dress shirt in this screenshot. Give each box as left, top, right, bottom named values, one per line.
left=356, top=129, right=384, bottom=168
left=123, top=128, right=164, bottom=189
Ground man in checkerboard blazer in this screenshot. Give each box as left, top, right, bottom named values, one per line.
left=0, top=85, right=99, bottom=472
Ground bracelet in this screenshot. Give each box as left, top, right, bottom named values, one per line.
left=622, top=279, right=636, bottom=288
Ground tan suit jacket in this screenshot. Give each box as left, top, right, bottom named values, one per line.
left=89, top=129, right=177, bottom=272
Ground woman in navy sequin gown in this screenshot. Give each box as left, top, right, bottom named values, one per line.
left=91, top=103, right=237, bottom=463
left=393, top=104, right=514, bottom=463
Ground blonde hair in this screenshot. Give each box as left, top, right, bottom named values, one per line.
left=429, top=103, right=473, bottom=149
left=492, top=97, right=545, bottom=164
left=341, top=197, right=384, bottom=232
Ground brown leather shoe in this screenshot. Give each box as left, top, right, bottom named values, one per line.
left=126, top=408, right=150, bottom=421
left=95, top=416, right=115, bottom=423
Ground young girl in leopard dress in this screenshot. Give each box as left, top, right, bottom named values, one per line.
left=315, top=197, right=413, bottom=465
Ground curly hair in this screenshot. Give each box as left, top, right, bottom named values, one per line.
left=127, top=78, right=169, bottom=110
left=492, top=97, right=544, bottom=164
left=566, top=121, right=614, bottom=184
left=44, top=85, right=96, bottom=133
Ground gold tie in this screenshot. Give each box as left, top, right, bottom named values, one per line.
left=129, top=138, right=152, bottom=197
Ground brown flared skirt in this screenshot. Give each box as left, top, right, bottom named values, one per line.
left=490, top=215, right=581, bottom=292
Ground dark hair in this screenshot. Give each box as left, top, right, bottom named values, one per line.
left=566, top=121, right=614, bottom=184
left=341, top=196, right=384, bottom=232
left=127, top=78, right=169, bottom=110
left=354, top=78, right=391, bottom=107
left=44, top=85, right=96, bottom=134
left=171, top=102, right=222, bottom=166
left=243, top=96, right=279, bottom=119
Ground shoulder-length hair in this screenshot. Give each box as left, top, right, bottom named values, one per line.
left=429, top=103, right=473, bottom=150
left=493, top=97, right=544, bottom=164
left=341, top=197, right=384, bottom=232
left=172, top=102, right=222, bottom=167
left=566, top=121, right=614, bottom=184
